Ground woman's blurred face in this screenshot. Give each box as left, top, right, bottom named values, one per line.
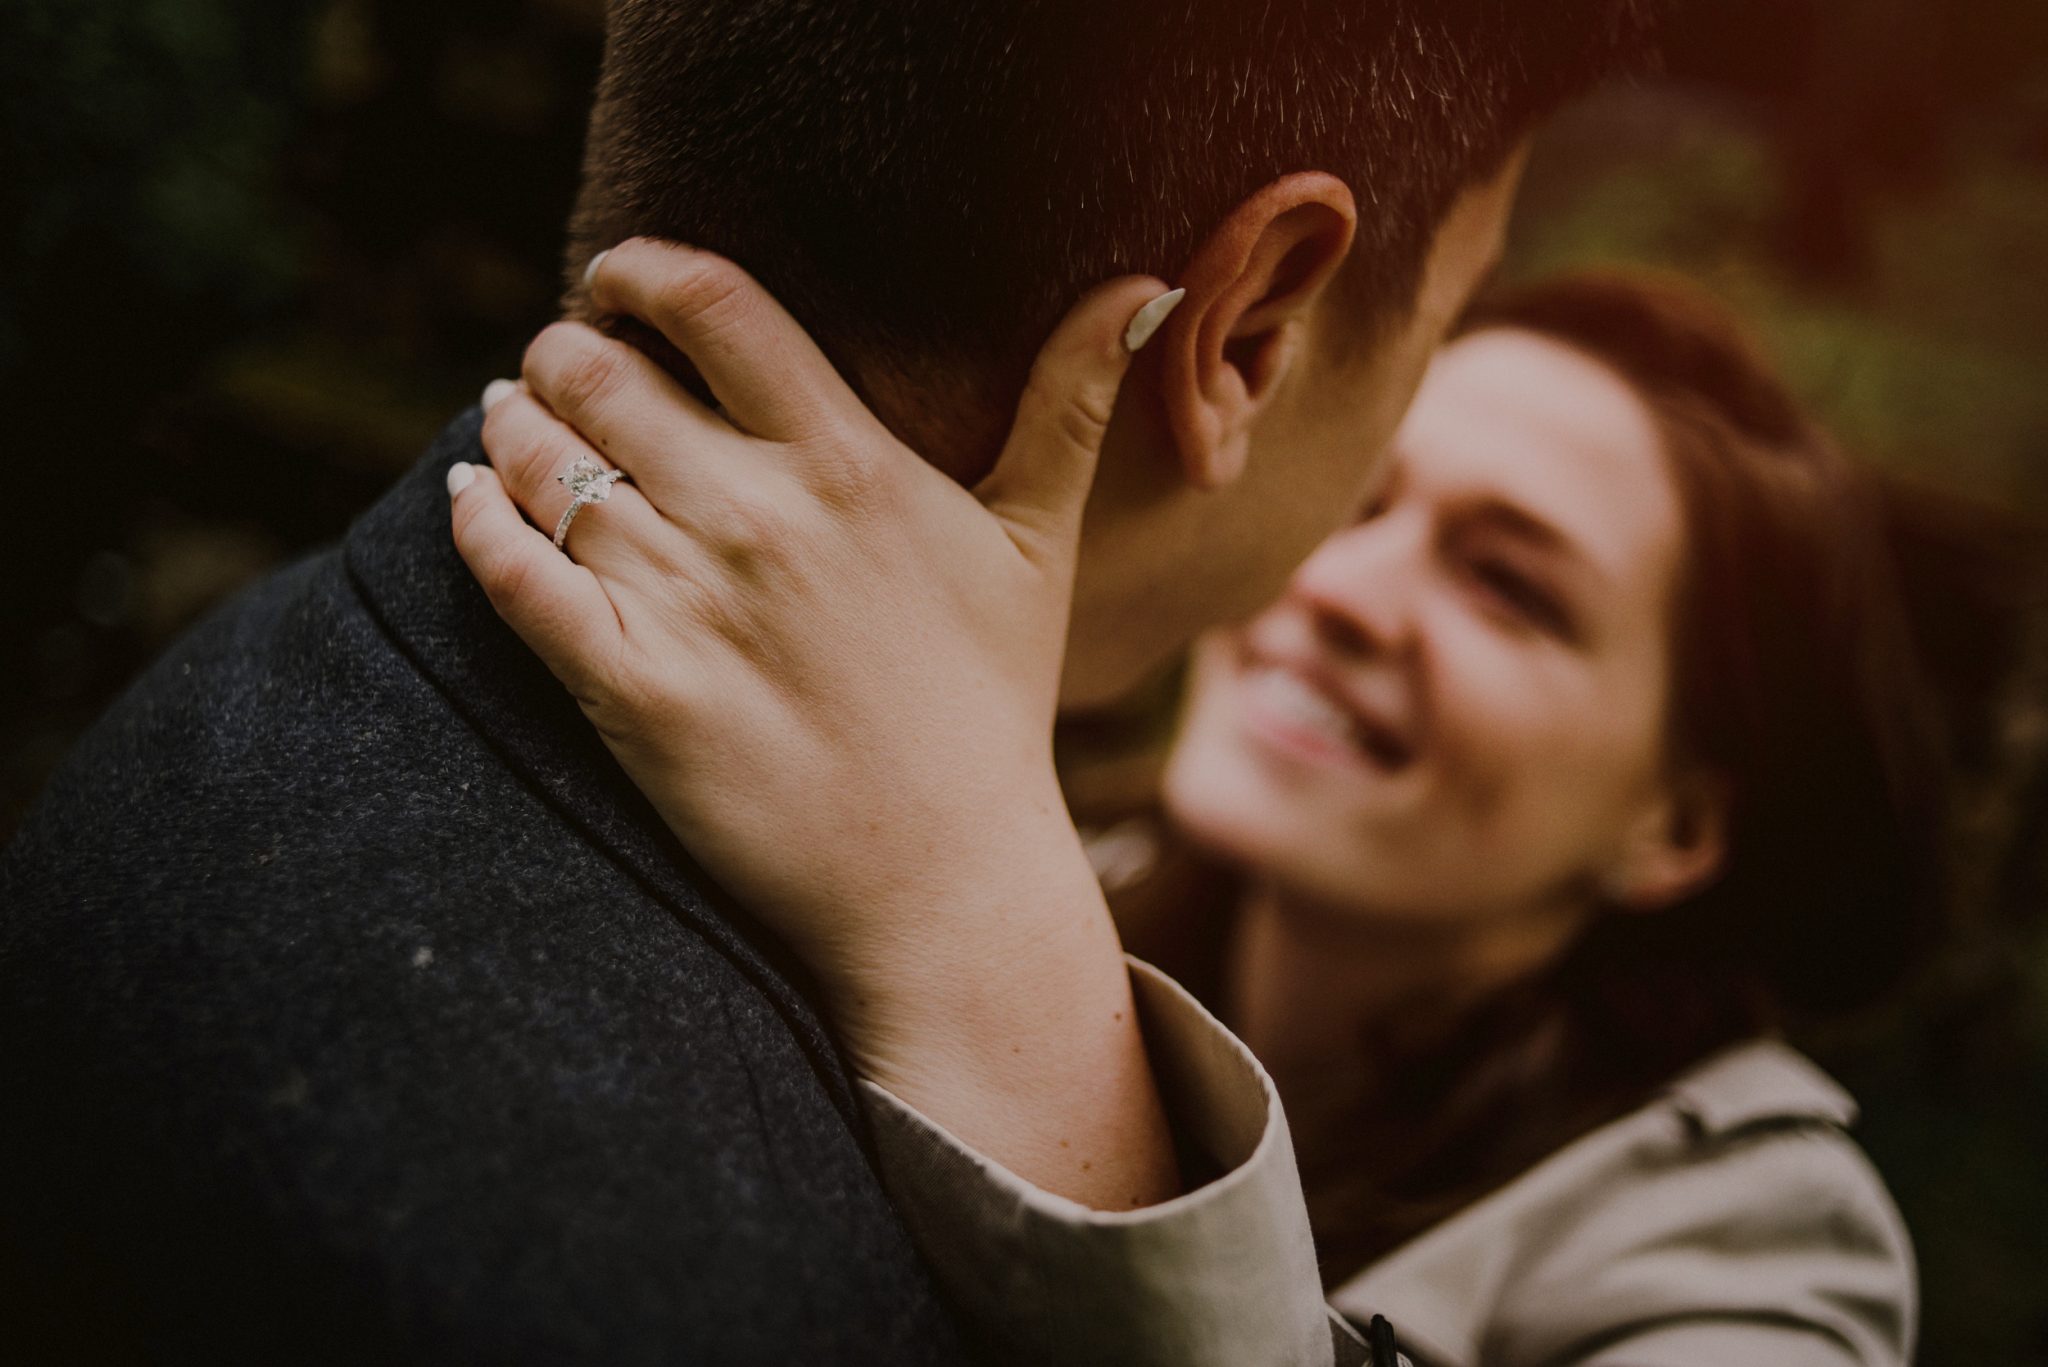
left=1164, top=328, right=1688, bottom=922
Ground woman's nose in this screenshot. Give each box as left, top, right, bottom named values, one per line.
left=1288, top=519, right=1418, bottom=659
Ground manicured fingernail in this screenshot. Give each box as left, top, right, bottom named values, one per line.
left=1123, top=287, right=1186, bottom=353
left=481, top=378, right=517, bottom=413
left=446, top=462, right=477, bottom=496
left=583, top=248, right=612, bottom=289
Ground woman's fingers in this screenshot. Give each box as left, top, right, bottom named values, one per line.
left=478, top=382, right=669, bottom=572
left=585, top=239, right=864, bottom=444
left=514, top=320, right=736, bottom=510
left=974, top=277, right=1182, bottom=563
left=447, top=461, right=625, bottom=697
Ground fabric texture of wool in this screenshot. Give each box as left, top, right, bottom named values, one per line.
left=0, top=410, right=970, bottom=1366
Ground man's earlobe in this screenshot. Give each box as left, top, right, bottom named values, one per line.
left=1157, top=172, right=1358, bottom=491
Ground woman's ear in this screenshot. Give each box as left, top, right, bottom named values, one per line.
left=1605, top=771, right=1732, bottom=912
left=1152, top=172, right=1358, bottom=491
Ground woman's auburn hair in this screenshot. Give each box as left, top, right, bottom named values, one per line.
left=1464, top=271, right=1951, bottom=1018
left=1291, top=270, right=1952, bottom=1284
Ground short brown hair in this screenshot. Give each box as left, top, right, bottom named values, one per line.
left=568, top=1, right=1659, bottom=440
left=1469, top=273, right=1947, bottom=1018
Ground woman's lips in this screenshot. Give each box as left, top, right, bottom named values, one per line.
left=1238, top=661, right=1417, bottom=773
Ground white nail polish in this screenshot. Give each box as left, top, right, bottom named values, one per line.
left=446, top=462, right=476, bottom=496
left=1123, top=287, right=1187, bottom=353
left=481, top=378, right=517, bottom=413
left=583, top=248, right=613, bottom=289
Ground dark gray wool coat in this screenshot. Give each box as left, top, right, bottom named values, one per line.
left=0, top=411, right=970, bottom=1366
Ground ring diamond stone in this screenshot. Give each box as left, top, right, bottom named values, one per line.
left=552, top=456, right=629, bottom=549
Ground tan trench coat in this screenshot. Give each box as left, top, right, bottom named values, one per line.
left=863, top=961, right=1914, bottom=1367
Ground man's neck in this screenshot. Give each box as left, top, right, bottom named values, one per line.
left=1053, top=651, right=1190, bottom=826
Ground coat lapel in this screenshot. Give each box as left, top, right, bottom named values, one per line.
left=342, top=409, right=858, bottom=1119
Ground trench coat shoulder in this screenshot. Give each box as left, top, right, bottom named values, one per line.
left=1331, top=1039, right=1916, bottom=1367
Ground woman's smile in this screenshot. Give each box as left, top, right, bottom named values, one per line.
left=1165, top=324, right=1687, bottom=922
left=1231, top=637, right=1420, bottom=777
left=1228, top=602, right=1425, bottom=758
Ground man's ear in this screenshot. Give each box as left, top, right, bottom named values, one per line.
left=1153, top=172, right=1358, bottom=491
left=1605, top=771, right=1732, bottom=912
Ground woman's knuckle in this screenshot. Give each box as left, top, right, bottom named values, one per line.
left=1013, top=365, right=1091, bottom=451
left=719, top=494, right=790, bottom=556
left=482, top=546, right=538, bottom=616
left=661, top=256, right=752, bottom=335
left=490, top=436, right=553, bottom=502
left=449, top=487, right=485, bottom=543
left=1047, top=382, right=1115, bottom=455
left=808, top=445, right=884, bottom=515
left=528, top=323, right=619, bottom=414
left=479, top=405, right=527, bottom=465
left=479, top=396, right=511, bottom=444
left=523, top=321, right=580, bottom=375
left=556, top=346, right=621, bottom=412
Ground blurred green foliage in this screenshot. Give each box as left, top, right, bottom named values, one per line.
left=2, top=2, right=2044, bottom=1360
left=0, top=0, right=313, bottom=378
left=1, top=0, right=601, bottom=830
left=1514, top=98, right=2048, bottom=509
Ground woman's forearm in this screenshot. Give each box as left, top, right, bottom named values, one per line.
left=859, top=957, right=1353, bottom=1367
left=832, top=816, right=1182, bottom=1211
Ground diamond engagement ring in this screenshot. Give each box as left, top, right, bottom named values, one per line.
left=552, top=456, right=630, bottom=549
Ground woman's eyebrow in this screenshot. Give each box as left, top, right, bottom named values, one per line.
left=1465, top=497, right=1604, bottom=581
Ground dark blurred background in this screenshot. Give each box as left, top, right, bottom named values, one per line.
left=3, top=1, right=2044, bottom=1358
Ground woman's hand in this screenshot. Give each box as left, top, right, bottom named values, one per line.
left=449, top=239, right=1184, bottom=1207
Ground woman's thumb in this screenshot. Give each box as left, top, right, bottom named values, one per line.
left=975, top=277, right=1185, bottom=556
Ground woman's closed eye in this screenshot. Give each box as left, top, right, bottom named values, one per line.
left=1464, top=553, right=1575, bottom=640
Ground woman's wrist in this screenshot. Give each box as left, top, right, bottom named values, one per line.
left=826, top=811, right=1184, bottom=1210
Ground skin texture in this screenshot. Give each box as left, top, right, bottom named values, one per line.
left=1062, top=152, right=1528, bottom=709
left=1164, top=329, right=1731, bottom=1073
left=453, top=249, right=1183, bottom=1210
left=448, top=159, right=1526, bottom=1210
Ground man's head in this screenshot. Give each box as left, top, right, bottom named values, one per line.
left=568, top=1, right=1658, bottom=706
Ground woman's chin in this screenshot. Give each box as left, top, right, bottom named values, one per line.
left=1163, top=746, right=1308, bottom=874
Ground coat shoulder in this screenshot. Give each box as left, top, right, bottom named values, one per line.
left=0, top=536, right=965, bottom=1365
left=1337, top=1041, right=1914, bottom=1367
left=1491, top=1043, right=1916, bottom=1365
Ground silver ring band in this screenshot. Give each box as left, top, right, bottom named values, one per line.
left=551, top=500, right=587, bottom=549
